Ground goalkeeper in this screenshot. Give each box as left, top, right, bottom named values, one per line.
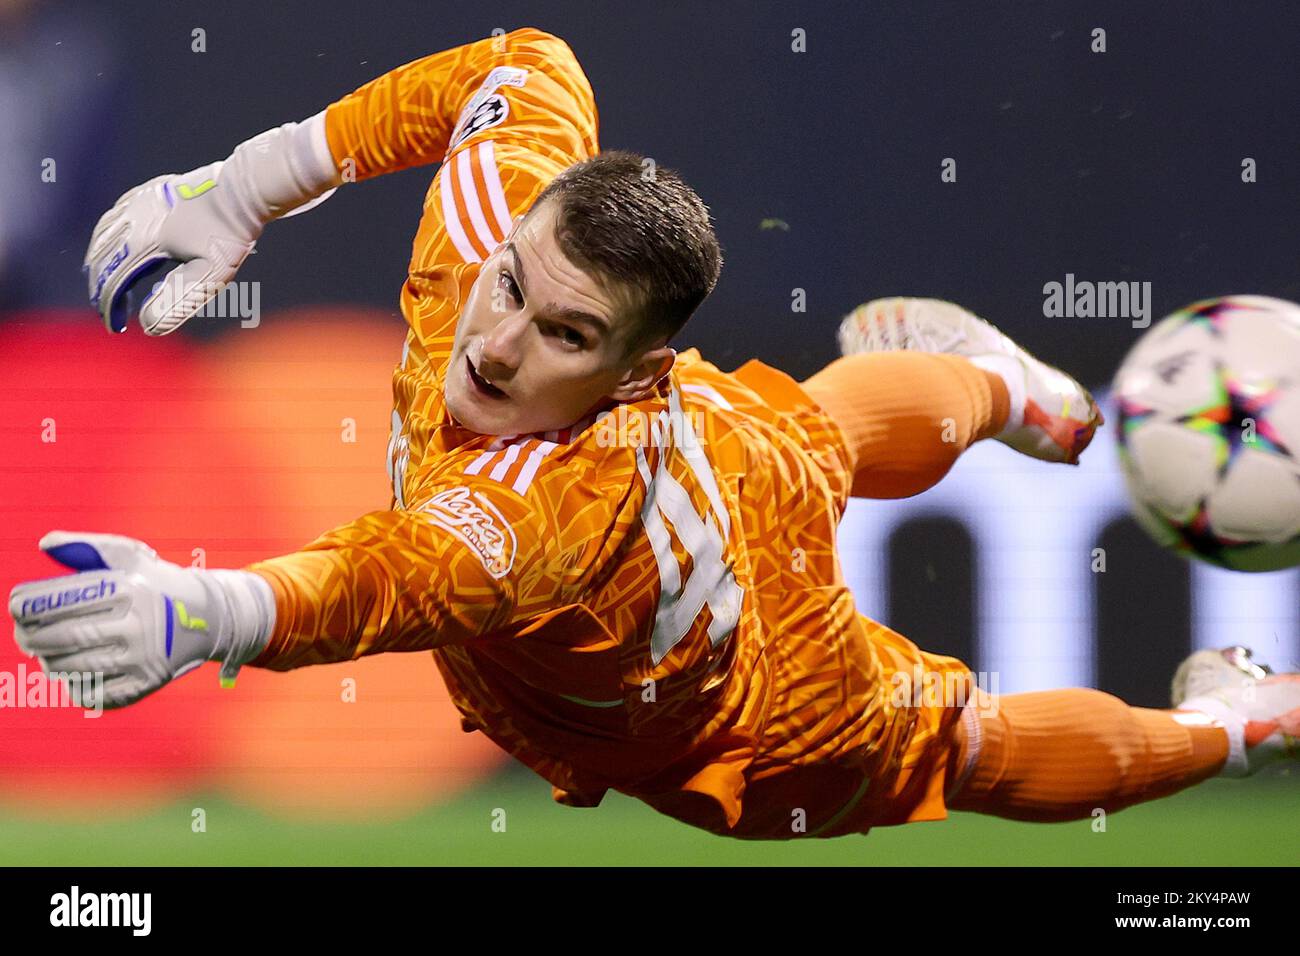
left=12, top=29, right=1297, bottom=839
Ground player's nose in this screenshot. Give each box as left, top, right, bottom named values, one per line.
left=480, top=311, right=527, bottom=371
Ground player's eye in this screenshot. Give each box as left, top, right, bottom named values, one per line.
left=497, top=269, right=521, bottom=303
left=547, top=323, right=586, bottom=349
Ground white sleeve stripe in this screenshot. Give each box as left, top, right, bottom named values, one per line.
left=439, top=165, right=482, bottom=264
left=512, top=440, right=558, bottom=495
left=455, top=148, right=503, bottom=254
left=681, top=383, right=734, bottom=410
left=478, top=141, right=515, bottom=239
left=464, top=449, right=497, bottom=475
left=488, top=442, right=522, bottom=481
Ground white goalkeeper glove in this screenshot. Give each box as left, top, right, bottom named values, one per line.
left=84, top=110, right=343, bottom=335
left=8, top=532, right=276, bottom=710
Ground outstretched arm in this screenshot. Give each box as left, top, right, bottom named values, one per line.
left=8, top=473, right=586, bottom=708
left=84, top=27, right=596, bottom=336
left=242, top=481, right=566, bottom=671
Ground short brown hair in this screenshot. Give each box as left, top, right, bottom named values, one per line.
left=525, top=150, right=722, bottom=352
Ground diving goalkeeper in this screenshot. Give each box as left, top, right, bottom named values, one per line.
left=12, top=29, right=1297, bottom=839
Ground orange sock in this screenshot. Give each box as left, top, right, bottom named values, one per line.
left=946, top=689, right=1230, bottom=822
left=801, top=352, right=1010, bottom=499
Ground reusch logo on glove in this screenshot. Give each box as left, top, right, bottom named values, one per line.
left=91, top=242, right=129, bottom=307
left=19, top=579, right=116, bottom=617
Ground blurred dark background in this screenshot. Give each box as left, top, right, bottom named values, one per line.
left=5, top=0, right=1298, bottom=384
left=1, top=0, right=1297, bottom=718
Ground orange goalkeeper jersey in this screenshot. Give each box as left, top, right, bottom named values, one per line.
left=247, top=27, right=971, bottom=839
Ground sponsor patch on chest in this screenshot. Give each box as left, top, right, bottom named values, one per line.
left=418, top=485, right=517, bottom=578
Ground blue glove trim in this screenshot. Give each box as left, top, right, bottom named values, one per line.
left=163, top=594, right=174, bottom=657
left=106, top=256, right=176, bottom=333
left=45, top=541, right=109, bottom=572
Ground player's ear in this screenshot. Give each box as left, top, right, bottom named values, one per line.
left=609, top=346, right=676, bottom=403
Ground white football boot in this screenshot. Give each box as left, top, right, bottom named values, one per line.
left=1171, top=645, right=1300, bottom=777
left=837, top=297, right=1103, bottom=464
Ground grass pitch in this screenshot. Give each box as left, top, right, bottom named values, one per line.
left=1, top=767, right=1294, bottom=866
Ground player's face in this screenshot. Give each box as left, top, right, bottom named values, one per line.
left=445, top=199, right=676, bottom=436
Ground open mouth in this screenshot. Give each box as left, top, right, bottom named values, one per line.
left=466, top=356, right=508, bottom=400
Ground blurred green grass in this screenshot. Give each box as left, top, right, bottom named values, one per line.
left=1, top=766, right=1294, bottom=865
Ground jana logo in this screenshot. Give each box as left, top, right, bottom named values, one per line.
left=419, top=486, right=517, bottom=579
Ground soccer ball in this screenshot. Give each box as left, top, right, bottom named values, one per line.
left=1113, top=295, right=1300, bottom=572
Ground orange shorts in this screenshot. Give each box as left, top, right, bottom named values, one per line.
left=637, top=620, right=974, bottom=841
left=748, top=622, right=972, bottom=840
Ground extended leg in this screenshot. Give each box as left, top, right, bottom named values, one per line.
left=802, top=350, right=1010, bottom=498
left=834, top=297, right=1102, bottom=466
left=944, top=687, right=1229, bottom=821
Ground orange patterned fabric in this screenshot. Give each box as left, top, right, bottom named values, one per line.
left=803, top=351, right=1010, bottom=499
left=948, top=689, right=1229, bottom=821
left=245, top=28, right=972, bottom=839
